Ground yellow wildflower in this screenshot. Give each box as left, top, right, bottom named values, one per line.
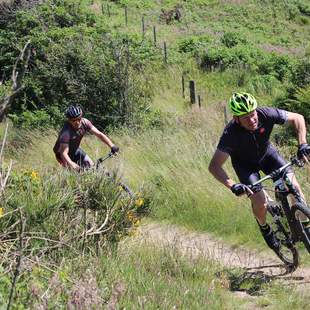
left=31, top=171, right=39, bottom=180
left=134, top=219, right=140, bottom=226
left=0, top=208, right=4, bottom=218
left=135, top=198, right=144, bottom=208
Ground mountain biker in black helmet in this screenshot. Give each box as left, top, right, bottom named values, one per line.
left=208, top=92, right=310, bottom=250
left=53, top=105, right=119, bottom=171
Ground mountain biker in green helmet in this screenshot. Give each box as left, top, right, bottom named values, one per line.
left=209, top=92, right=310, bottom=251
left=53, top=105, right=119, bottom=171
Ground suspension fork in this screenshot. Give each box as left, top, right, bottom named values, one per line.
left=277, top=190, right=304, bottom=243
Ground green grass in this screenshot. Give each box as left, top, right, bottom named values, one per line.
left=2, top=243, right=309, bottom=309
left=1, top=0, right=310, bottom=307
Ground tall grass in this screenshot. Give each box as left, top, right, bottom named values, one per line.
left=1, top=241, right=309, bottom=309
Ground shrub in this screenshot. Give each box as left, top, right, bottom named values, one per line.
left=9, top=110, right=52, bottom=128
left=292, top=58, right=310, bottom=88
left=177, top=35, right=212, bottom=54
left=1, top=168, right=148, bottom=265
left=200, top=45, right=296, bottom=82
left=221, top=31, right=247, bottom=48
left=0, top=0, right=161, bottom=130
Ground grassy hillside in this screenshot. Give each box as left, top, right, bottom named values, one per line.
left=1, top=0, right=310, bottom=308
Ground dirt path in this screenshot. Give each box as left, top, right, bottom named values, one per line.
left=128, top=222, right=310, bottom=296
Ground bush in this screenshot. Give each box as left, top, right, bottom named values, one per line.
left=200, top=45, right=296, bottom=82
left=292, top=58, right=310, bottom=88
left=221, top=31, right=247, bottom=48
left=9, top=109, right=52, bottom=128
left=0, top=168, right=148, bottom=264
left=177, top=35, right=212, bottom=54
left=0, top=0, right=161, bottom=130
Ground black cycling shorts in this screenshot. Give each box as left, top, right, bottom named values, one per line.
left=56, top=148, right=92, bottom=169
left=70, top=148, right=92, bottom=168
left=232, top=148, right=291, bottom=193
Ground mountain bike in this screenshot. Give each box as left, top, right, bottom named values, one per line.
left=246, top=156, right=310, bottom=272
left=95, top=152, right=135, bottom=199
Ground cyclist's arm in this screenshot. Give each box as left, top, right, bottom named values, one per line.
left=90, top=126, right=115, bottom=148
left=208, top=149, right=235, bottom=189
left=59, top=143, right=80, bottom=171
left=286, top=112, right=307, bottom=145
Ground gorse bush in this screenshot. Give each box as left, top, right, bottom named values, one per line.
left=0, top=168, right=147, bottom=268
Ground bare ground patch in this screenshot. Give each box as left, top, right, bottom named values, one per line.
left=122, top=222, right=310, bottom=298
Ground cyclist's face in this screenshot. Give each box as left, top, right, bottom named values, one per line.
left=238, top=110, right=258, bottom=131
left=68, top=117, right=82, bottom=129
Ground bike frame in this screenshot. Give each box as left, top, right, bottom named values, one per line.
left=250, top=158, right=307, bottom=244
left=95, top=152, right=135, bottom=198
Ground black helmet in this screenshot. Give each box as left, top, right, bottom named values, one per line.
left=65, top=106, right=83, bottom=119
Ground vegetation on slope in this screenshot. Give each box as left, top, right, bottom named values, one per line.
left=1, top=0, right=310, bottom=307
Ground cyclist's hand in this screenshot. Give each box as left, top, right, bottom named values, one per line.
left=111, top=145, right=119, bottom=155
left=231, top=183, right=248, bottom=196
left=297, top=143, right=310, bottom=160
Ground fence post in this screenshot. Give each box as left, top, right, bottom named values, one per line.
left=107, top=3, right=110, bottom=17
left=163, top=42, right=167, bottom=64
left=189, top=80, right=196, bottom=104
left=142, top=16, right=145, bottom=38
left=224, top=106, right=228, bottom=125
left=198, top=95, right=201, bottom=108
left=125, top=6, right=128, bottom=26
left=181, top=74, right=185, bottom=98
left=153, top=25, right=157, bottom=47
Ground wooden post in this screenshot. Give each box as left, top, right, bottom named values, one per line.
left=224, top=106, right=228, bottom=125
left=163, top=41, right=167, bottom=64
left=142, top=16, right=145, bottom=38
left=198, top=95, right=201, bottom=108
left=181, top=75, right=185, bottom=98
left=107, top=3, right=110, bottom=17
left=189, top=80, right=196, bottom=104
left=125, top=6, right=128, bottom=26
left=153, top=25, right=157, bottom=47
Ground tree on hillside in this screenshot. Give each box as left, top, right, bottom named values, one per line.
left=0, top=40, right=31, bottom=122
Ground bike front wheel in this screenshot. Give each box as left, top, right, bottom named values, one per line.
left=267, top=205, right=299, bottom=271
left=291, top=202, right=310, bottom=253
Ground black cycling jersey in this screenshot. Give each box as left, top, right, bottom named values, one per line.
left=217, top=107, right=287, bottom=164
left=217, top=107, right=289, bottom=189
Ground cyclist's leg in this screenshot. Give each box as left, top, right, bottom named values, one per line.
left=72, top=148, right=94, bottom=169
left=232, top=161, right=267, bottom=225
left=232, top=161, right=279, bottom=248
left=261, top=148, right=310, bottom=223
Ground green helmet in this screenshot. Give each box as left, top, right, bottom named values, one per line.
left=229, top=92, right=257, bottom=116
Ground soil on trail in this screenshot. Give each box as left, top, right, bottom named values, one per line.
left=127, top=222, right=310, bottom=296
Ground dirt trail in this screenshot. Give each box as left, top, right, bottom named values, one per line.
left=128, top=222, right=310, bottom=295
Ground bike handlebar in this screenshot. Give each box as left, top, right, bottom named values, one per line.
left=96, top=152, right=114, bottom=169
left=245, top=156, right=305, bottom=192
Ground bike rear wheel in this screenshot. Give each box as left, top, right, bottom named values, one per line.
left=291, top=202, right=310, bottom=253
left=267, top=205, right=299, bottom=271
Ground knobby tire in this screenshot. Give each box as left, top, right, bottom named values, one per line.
left=291, top=202, right=310, bottom=253
left=267, top=206, right=299, bottom=271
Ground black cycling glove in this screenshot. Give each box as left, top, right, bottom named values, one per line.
left=231, top=183, right=248, bottom=196
left=111, top=145, right=119, bottom=154
left=297, top=143, right=310, bottom=159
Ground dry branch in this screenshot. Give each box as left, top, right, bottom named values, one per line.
left=0, top=123, right=12, bottom=199
left=0, top=39, right=31, bottom=121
